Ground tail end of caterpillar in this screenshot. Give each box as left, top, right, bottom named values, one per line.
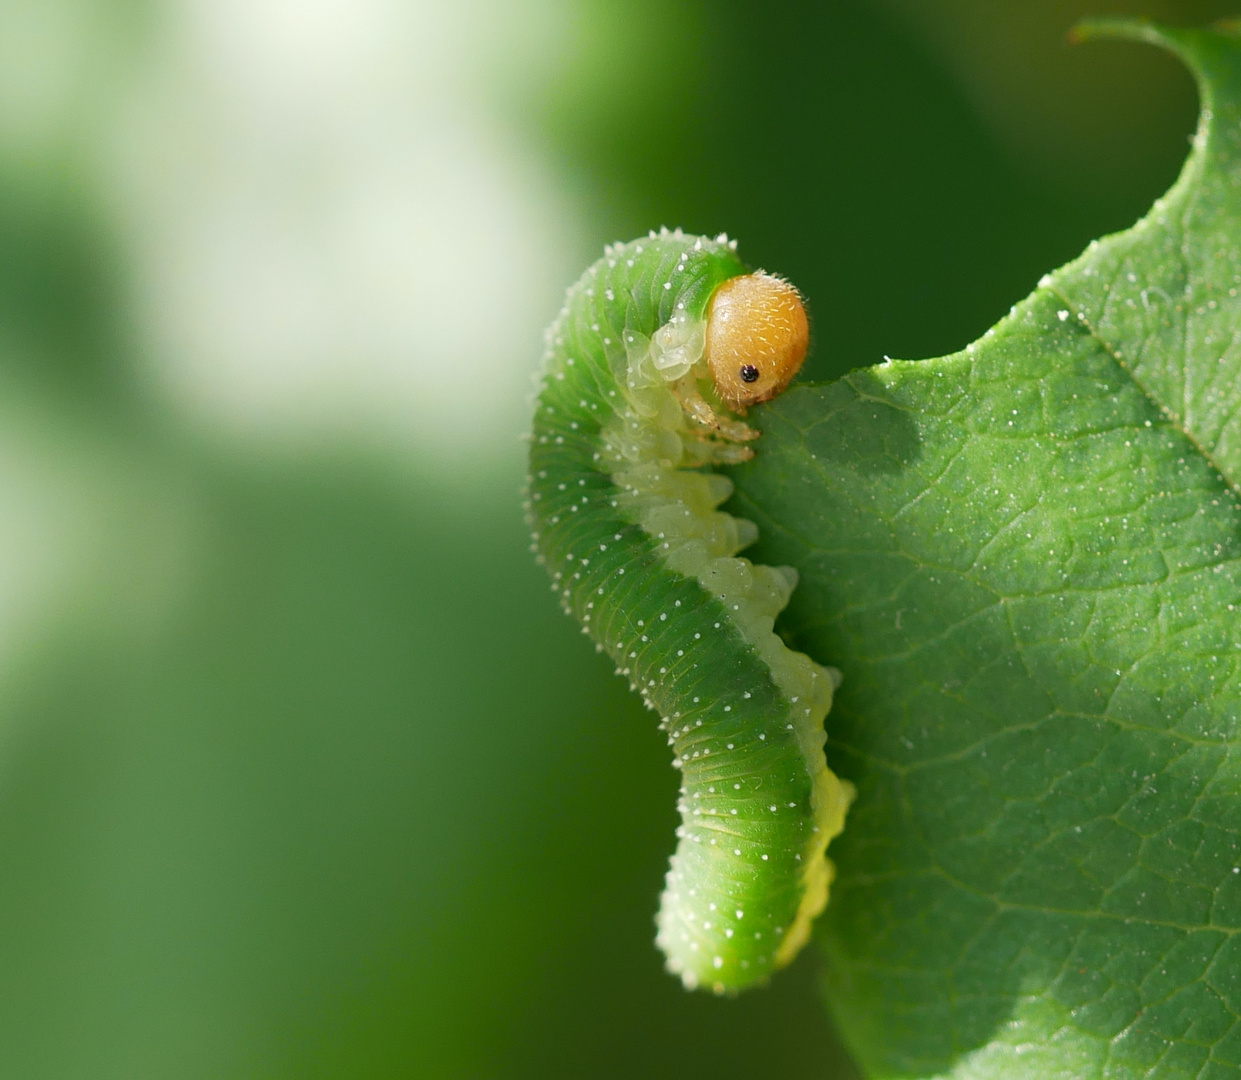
left=656, top=758, right=855, bottom=996
left=654, top=642, right=855, bottom=995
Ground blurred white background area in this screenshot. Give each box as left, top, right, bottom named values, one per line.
left=20, top=0, right=590, bottom=468
left=0, top=0, right=617, bottom=723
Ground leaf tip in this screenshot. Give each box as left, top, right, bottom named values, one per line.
left=1068, top=16, right=1162, bottom=48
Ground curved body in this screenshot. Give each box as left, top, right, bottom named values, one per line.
left=526, top=231, right=852, bottom=993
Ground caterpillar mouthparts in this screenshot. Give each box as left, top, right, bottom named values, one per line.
left=526, top=228, right=853, bottom=994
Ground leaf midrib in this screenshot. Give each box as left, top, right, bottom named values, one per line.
left=1044, top=270, right=1241, bottom=504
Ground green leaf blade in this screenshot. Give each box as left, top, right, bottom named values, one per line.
left=1055, top=23, right=1241, bottom=487
left=729, top=22, right=1241, bottom=1077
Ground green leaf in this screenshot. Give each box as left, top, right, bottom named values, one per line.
left=730, top=21, right=1241, bottom=1079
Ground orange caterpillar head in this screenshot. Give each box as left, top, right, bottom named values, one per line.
left=704, top=271, right=810, bottom=412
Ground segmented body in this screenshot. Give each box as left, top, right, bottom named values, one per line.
left=526, top=231, right=852, bottom=993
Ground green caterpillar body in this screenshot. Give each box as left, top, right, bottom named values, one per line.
left=526, top=230, right=852, bottom=994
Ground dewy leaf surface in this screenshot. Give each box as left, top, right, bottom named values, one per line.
left=728, top=22, right=1241, bottom=1080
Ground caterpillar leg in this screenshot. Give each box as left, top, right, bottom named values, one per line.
left=691, top=431, right=755, bottom=464
left=671, top=377, right=759, bottom=443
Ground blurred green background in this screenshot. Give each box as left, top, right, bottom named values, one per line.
left=0, top=1, right=1234, bottom=1077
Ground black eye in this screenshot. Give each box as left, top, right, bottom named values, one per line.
left=739, top=364, right=760, bottom=383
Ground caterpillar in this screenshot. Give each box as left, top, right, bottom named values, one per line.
left=525, top=229, right=854, bottom=994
